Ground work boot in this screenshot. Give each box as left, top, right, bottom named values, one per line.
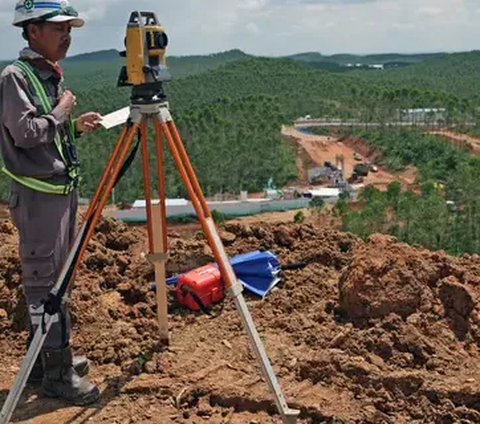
left=26, top=334, right=90, bottom=384
left=28, top=353, right=90, bottom=384
left=40, top=344, right=100, bottom=405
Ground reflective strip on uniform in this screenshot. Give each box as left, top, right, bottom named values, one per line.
left=14, top=60, right=69, bottom=167
left=2, top=60, right=80, bottom=195
left=2, top=167, right=71, bottom=194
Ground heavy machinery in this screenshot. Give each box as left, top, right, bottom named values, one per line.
left=349, top=162, right=370, bottom=183
left=354, top=163, right=370, bottom=177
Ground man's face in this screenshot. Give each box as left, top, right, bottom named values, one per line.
left=28, top=21, right=72, bottom=62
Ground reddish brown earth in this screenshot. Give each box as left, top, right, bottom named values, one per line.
left=2, top=215, right=480, bottom=423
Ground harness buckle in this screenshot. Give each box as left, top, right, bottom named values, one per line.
left=63, top=174, right=80, bottom=195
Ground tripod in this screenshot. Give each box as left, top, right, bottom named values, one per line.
left=0, top=87, right=299, bottom=424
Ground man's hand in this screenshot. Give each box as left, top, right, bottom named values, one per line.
left=58, top=90, right=76, bottom=115
left=75, top=112, right=103, bottom=134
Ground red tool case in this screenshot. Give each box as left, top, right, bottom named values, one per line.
left=176, top=263, right=224, bottom=312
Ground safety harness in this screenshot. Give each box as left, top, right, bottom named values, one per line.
left=1, top=59, right=81, bottom=195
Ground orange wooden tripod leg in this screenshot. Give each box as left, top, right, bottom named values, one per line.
left=154, top=120, right=168, bottom=250
left=159, top=122, right=237, bottom=290
left=84, top=125, right=129, bottom=220
left=166, top=120, right=211, bottom=218
left=71, top=122, right=140, bottom=280
left=140, top=119, right=155, bottom=253
left=159, top=121, right=205, bottom=220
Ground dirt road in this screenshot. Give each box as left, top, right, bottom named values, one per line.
left=282, top=126, right=418, bottom=191
left=428, top=130, right=480, bottom=155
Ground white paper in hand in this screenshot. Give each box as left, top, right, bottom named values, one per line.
left=100, top=107, right=130, bottom=129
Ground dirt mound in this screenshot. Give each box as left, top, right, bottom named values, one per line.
left=336, top=233, right=480, bottom=372
left=0, top=219, right=26, bottom=334
left=3, top=217, right=480, bottom=423
left=338, top=234, right=479, bottom=331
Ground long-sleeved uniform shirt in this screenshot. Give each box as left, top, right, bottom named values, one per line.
left=0, top=47, right=79, bottom=180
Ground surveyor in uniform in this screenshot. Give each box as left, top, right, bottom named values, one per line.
left=0, top=0, right=103, bottom=405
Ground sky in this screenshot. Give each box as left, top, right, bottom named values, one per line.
left=0, top=0, right=480, bottom=60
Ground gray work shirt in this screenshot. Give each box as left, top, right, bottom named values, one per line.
left=0, top=48, right=77, bottom=180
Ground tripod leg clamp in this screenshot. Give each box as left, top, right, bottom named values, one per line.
left=147, top=252, right=168, bottom=263
left=227, top=282, right=243, bottom=299
left=158, top=106, right=172, bottom=123
left=41, top=291, right=64, bottom=335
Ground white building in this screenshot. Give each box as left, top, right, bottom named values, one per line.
left=397, top=108, right=446, bottom=123
left=302, top=188, right=341, bottom=201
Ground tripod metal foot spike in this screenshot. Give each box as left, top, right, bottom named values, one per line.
left=206, top=218, right=300, bottom=423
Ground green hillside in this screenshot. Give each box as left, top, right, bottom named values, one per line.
left=287, top=51, right=445, bottom=64
left=63, top=48, right=480, bottom=259
left=0, top=48, right=479, bottom=205
left=354, top=51, right=480, bottom=101
left=286, top=51, right=447, bottom=71
left=336, top=127, right=480, bottom=256
left=60, top=48, right=252, bottom=90
left=63, top=49, right=121, bottom=63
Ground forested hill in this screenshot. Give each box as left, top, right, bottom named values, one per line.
left=287, top=51, right=446, bottom=70
left=354, top=50, right=480, bottom=101
left=59, top=47, right=443, bottom=69
left=0, top=48, right=479, bottom=203
left=0, top=49, right=252, bottom=85
left=66, top=50, right=480, bottom=120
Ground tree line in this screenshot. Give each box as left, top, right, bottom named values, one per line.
left=1, top=52, right=480, bottom=202
left=336, top=128, right=480, bottom=256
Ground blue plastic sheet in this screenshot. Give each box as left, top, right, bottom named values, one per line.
left=163, top=250, right=282, bottom=297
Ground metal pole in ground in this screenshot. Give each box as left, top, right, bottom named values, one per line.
left=203, top=218, right=300, bottom=424
left=159, top=108, right=300, bottom=424
left=0, top=313, right=55, bottom=424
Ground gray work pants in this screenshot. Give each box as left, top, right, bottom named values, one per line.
left=8, top=179, right=78, bottom=349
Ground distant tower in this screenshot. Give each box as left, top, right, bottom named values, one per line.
left=336, top=154, right=346, bottom=184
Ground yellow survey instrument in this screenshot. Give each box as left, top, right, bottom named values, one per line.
left=118, top=11, right=171, bottom=87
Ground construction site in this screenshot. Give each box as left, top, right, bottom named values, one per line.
left=104, top=124, right=419, bottom=225
left=3, top=201, right=480, bottom=423
left=3, top=5, right=480, bottom=424
left=1, top=118, right=480, bottom=423
left=282, top=126, right=418, bottom=192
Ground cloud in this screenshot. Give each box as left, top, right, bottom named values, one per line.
left=246, top=22, right=261, bottom=34
left=0, top=0, right=479, bottom=60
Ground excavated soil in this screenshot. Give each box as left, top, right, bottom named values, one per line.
left=2, top=215, right=480, bottom=423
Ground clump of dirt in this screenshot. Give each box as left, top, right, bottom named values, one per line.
left=338, top=234, right=478, bottom=327
left=0, top=219, right=26, bottom=334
